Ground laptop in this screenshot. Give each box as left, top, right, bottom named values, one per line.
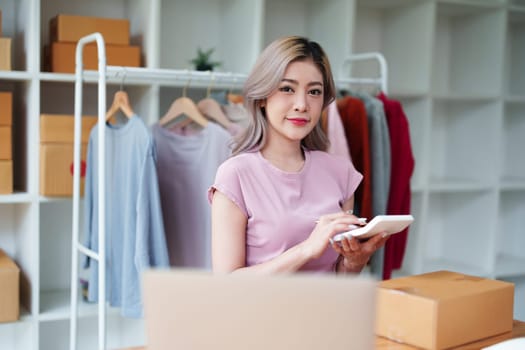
left=142, top=269, right=377, bottom=350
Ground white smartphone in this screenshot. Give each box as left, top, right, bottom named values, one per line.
left=332, top=215, right=414, bottom=242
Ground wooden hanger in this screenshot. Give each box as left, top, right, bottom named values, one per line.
left=226, top=76, right=243, bottom=104
left=159, top=76, right=208, bottom=128
left=106, top=90, right=134, bottom=122
left=106, top=70, right=134, bottom=123
left=197, top=75, right=233, bottom=129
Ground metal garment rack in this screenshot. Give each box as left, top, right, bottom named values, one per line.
left=69, top=32, right=387, bottom=350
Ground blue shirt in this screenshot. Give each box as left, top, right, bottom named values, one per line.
left=83, top=115, right=169, bottom=318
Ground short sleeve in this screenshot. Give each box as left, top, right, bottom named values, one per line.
left=207, top=159, right=248, bottom=217
left=345, top=158, right=363, bottom=202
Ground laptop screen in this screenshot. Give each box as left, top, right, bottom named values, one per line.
left=143, top=269, right=377, bottom=350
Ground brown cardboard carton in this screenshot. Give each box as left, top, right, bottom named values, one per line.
left=40, top=114, right=97, bottom=144
left=0, top=249, right=20, bottom=322
left=0, top=37, right=11, bottom=71
left=0, top=92, right=12, bottom=126
left=40, top=143, right=88, bottom=197
left=49, top=42, right=140, bottom=73
left=39, top=114, right=97, bottom=196
left=376, top=270, right=514, bottom=349
left=50, top=14, right=130, bottom=45
left=0, top=126, right=11, bottom=160
left=0, top=160, right=12, bottom=194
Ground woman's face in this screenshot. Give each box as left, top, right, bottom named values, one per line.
left=263, top=59, right=324, bottom=146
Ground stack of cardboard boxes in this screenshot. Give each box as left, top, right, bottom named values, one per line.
left=0, top=9, right=12, bottom=71
left=0, top=91, right=12, bottom=194
left=46, top=14, right=141, bottom=73
left=40, top=114, right=98, bottom=196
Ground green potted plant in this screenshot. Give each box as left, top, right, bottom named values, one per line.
left=190, top=47, right=222, bottom=71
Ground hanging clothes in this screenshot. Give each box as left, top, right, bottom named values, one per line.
left=83, top=115, right=169, bottom=318
left=377, top=92, right=415, bottom=280
left=325, top=100, right=351, bottom=160
left=336, top=96, right=373, bottom=221
left=352, top=92, right=391, bottom=218
left=339, top=92, right=391, bottom=279
left=152, top=122, right=232, bottom=269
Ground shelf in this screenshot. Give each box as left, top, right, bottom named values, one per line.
left=400, top=97, right=431, bottom=187
left=398, top=192, right=425, bottom=274
left=496, top=191, right=525, bottom=265
left=0, top=320, right=34, bottom=350
left=421, top=258, right=491, bottom=277
left=39, top=289, right=120, bottom=322
left=39, top=311, right=145, bottom=350
left=353, top=0, right=434, bottom=95
left=495, top=255, right=525, bottom=278
left=432, top=94, right=500, bottom=102
left=0, top=71, right=33, bottom=81
left=263, top=0, right=353, bottom=75
left=504, top=96, right=525, bottom=104
left=505, top=9, right=525, bottom=96
left=39, top=196, right=74, bottom=203
left=500, top=177, right=525, bottom=190
left=410, top=183, right=425, bottom=193
left=0, top=193, right=33, bottom=204
left=430, top=99, right=501, bottom=184
left=423, top=191, right=498, bottom=271
left=501, top=104, right=525, bottom=181
left=432, top=2, right=505, bottom=96
left=357, top=0, right=427, bottom=9
left=428, top=179, right=494, bottom=192
left=387, top=90, right=428, bottom=100
left=160, top=0, right=259, bottom=74
left=436, top=1, right=504, bottom=16
left=509, top=1, right=525, bottom=13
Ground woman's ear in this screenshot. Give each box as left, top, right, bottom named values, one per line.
left=259, top=99, right=267, bottom=116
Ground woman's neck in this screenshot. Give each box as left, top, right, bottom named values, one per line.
left=260, top=141, right=305, bottom=173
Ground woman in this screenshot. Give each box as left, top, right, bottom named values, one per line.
left=208, top=36, right=388, bottom=274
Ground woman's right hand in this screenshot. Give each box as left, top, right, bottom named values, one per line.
left=303, top=211, right=365, bottom=259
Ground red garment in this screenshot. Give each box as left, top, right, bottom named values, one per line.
left=377, top=93, right=415, bottom=280
left=336, top=97, right=373, bottom=221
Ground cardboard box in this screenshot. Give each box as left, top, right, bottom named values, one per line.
left=0, top=37, right=11, bottom=71
left=0, top=92, right=12, bottom=126
left=0, top=160, right=12, bottom=194
left=40, top=114, right=97, bottom=196
left=40, top=114, right=97, bottom=144
left=40, top=143, right=88, bottom=197
left=0, top=249, right=20, bottom=323
left=49, top=42, right=140, bottom=74
left=376, top=270, right=514, bottom=349
left=50, top=14, right=130, bottom=45
left=0, top=126, right=11, bottom=160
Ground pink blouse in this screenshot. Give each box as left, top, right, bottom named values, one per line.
left=208, top=150, right=363, bottom=272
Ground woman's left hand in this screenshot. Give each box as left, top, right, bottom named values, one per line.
left=331, top=233, right=389, bottom=273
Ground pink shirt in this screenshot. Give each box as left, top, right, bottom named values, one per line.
left=208, top=150, right=363, bottom=272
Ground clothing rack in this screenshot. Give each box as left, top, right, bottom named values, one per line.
left=69, top=32, right=388, bottom=350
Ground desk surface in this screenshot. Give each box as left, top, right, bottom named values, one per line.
left=120, top=320, right=525, bottom=350
left=376, top=320, right=525, bottom=349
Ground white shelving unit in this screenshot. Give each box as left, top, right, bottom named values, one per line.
left=0, top=0, right=524, bottom=349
